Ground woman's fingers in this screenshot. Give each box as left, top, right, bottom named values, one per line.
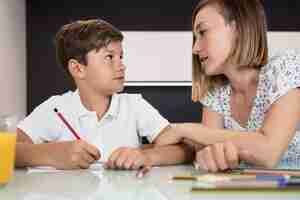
left=212, top=143, right=228, bottom=171
left=224, top=141, right=239, bottom=169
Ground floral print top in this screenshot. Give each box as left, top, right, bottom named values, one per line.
left=200, top=50, right=300, bottom=169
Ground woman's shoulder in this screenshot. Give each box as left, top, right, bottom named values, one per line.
left=265, top=50, right=300, bottom=70
left=199, top=83, right=230, bottom=114
left=205, top=84, right=230, bottom=99
left=258, top=50, right=300, bottom=109
left=260, top=50, right=300, bottom=80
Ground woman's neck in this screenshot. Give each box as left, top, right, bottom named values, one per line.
left=224, top=66, right=259, bottom=94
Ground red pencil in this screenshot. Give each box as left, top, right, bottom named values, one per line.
left=54, top=108, right=81, bottom=140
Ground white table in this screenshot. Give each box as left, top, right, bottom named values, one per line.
left=0, top=165, right=299, bottom=200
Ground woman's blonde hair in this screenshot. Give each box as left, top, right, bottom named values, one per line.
left=191, top=0, right=268, bottom=102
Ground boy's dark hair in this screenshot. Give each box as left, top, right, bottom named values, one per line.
left=55, top=19, right=123, bottom=86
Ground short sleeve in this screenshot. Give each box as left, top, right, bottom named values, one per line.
left=266, top=50, right=300, bottom=109
left=200, top=88, right=224, bottom=114
left=17, top=96, right=61, bottom=144
left=134, top=95, right=169, bottom=143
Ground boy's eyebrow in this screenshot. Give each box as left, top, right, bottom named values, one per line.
left=104, top=49, right=124, bottom=55
left=105, top=49, right=116, bottom=53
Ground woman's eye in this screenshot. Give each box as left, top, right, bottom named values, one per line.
left=194, top=30, right=206, bottom=40
left=199, top=30, right=206, bottom=36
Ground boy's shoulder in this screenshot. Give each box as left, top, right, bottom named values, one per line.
left=32, top=90, right=76, bottom=112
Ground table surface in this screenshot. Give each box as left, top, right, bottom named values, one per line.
left=0, top=165, right=299, bottom=200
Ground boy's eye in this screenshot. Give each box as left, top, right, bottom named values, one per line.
left=105, top=55, right=113, bottom=60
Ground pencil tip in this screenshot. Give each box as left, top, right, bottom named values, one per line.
left=54, top=108, right=58, bottom=112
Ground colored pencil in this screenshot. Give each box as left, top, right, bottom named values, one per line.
left=54, top=108, right=81, bottom=140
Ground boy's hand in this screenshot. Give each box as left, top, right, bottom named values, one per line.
left=49, top=140, right=101, bottom=169
left=106, top=147, right=151, bottom=170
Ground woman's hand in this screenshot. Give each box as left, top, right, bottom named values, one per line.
left=194, top=141, right=240, bottom=172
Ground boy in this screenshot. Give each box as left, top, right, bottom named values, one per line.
left=16, top=19, right=191, bottom=171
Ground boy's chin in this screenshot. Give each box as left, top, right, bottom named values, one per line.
left=114, top=85, right=125, bottom=93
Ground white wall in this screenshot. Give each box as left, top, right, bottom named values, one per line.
left=123, top=31, right=300, bottom=86
left=0, top=0, right=26, bottom=117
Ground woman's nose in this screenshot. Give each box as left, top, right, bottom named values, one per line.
left=192, top=38, right=203, bottom=54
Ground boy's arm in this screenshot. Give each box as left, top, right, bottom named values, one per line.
left=141, top=143, right=194, bottom=166
left=16, top=128, right=101, bottom=169
left=16, top=130, right=56, bottom=168
left=106, top=143, right=194, bottom=170
left=105, top=126, right=194, bottom=170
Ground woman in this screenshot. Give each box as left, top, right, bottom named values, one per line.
left=156, top=0, right=300, bottom=172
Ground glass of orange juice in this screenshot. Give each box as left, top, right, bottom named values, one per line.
left=0, top=115, right=18, bottom=185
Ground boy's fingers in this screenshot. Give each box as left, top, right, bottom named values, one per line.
left=115, top=151, right=129, bottom=169
left=82, top=151, right=96, bottom=164
left=82, top=142, right=101, bottom=160
left=124, top=157, right=135, bottom=169
left=78, top=159, right=90, bottom=169
left=132, top=157, right=144, bottom=170
left=107, top=148, right=123, bottom=169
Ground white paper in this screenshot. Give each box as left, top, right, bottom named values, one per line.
left=27, top=162, right=104, bottom=173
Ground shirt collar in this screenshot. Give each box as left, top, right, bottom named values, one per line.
left=73, top=89, right=120, bottom=119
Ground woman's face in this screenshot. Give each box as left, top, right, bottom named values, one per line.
left=193, top=4, right=236, bottom=75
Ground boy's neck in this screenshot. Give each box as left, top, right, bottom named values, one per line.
left=77, top=88, right=111, bottom=121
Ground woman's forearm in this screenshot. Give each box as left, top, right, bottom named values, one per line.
left=177, top=123, right=239, bottom=145
left=177, top=123, right=282, bottom=167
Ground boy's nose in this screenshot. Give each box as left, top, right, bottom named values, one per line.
left=118, top=63, right=126, bottom=71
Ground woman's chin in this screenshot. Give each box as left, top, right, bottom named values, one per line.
left=204, top=67, right=216, bottom=76
left=204, top=65, right=222, bottom=76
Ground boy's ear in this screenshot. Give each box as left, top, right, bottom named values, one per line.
left=68, top=59, right=86, bottom=79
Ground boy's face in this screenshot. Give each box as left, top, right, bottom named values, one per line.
left=81, top=40, right=126, bottom=95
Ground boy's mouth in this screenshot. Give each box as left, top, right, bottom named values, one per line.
left=113, top=76, right=125, bottom=80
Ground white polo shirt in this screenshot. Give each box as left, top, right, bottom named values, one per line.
left=18, top=90, right=169, bottom=161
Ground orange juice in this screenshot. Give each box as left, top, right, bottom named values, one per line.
left=0, top=133, right=16, bottom=184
